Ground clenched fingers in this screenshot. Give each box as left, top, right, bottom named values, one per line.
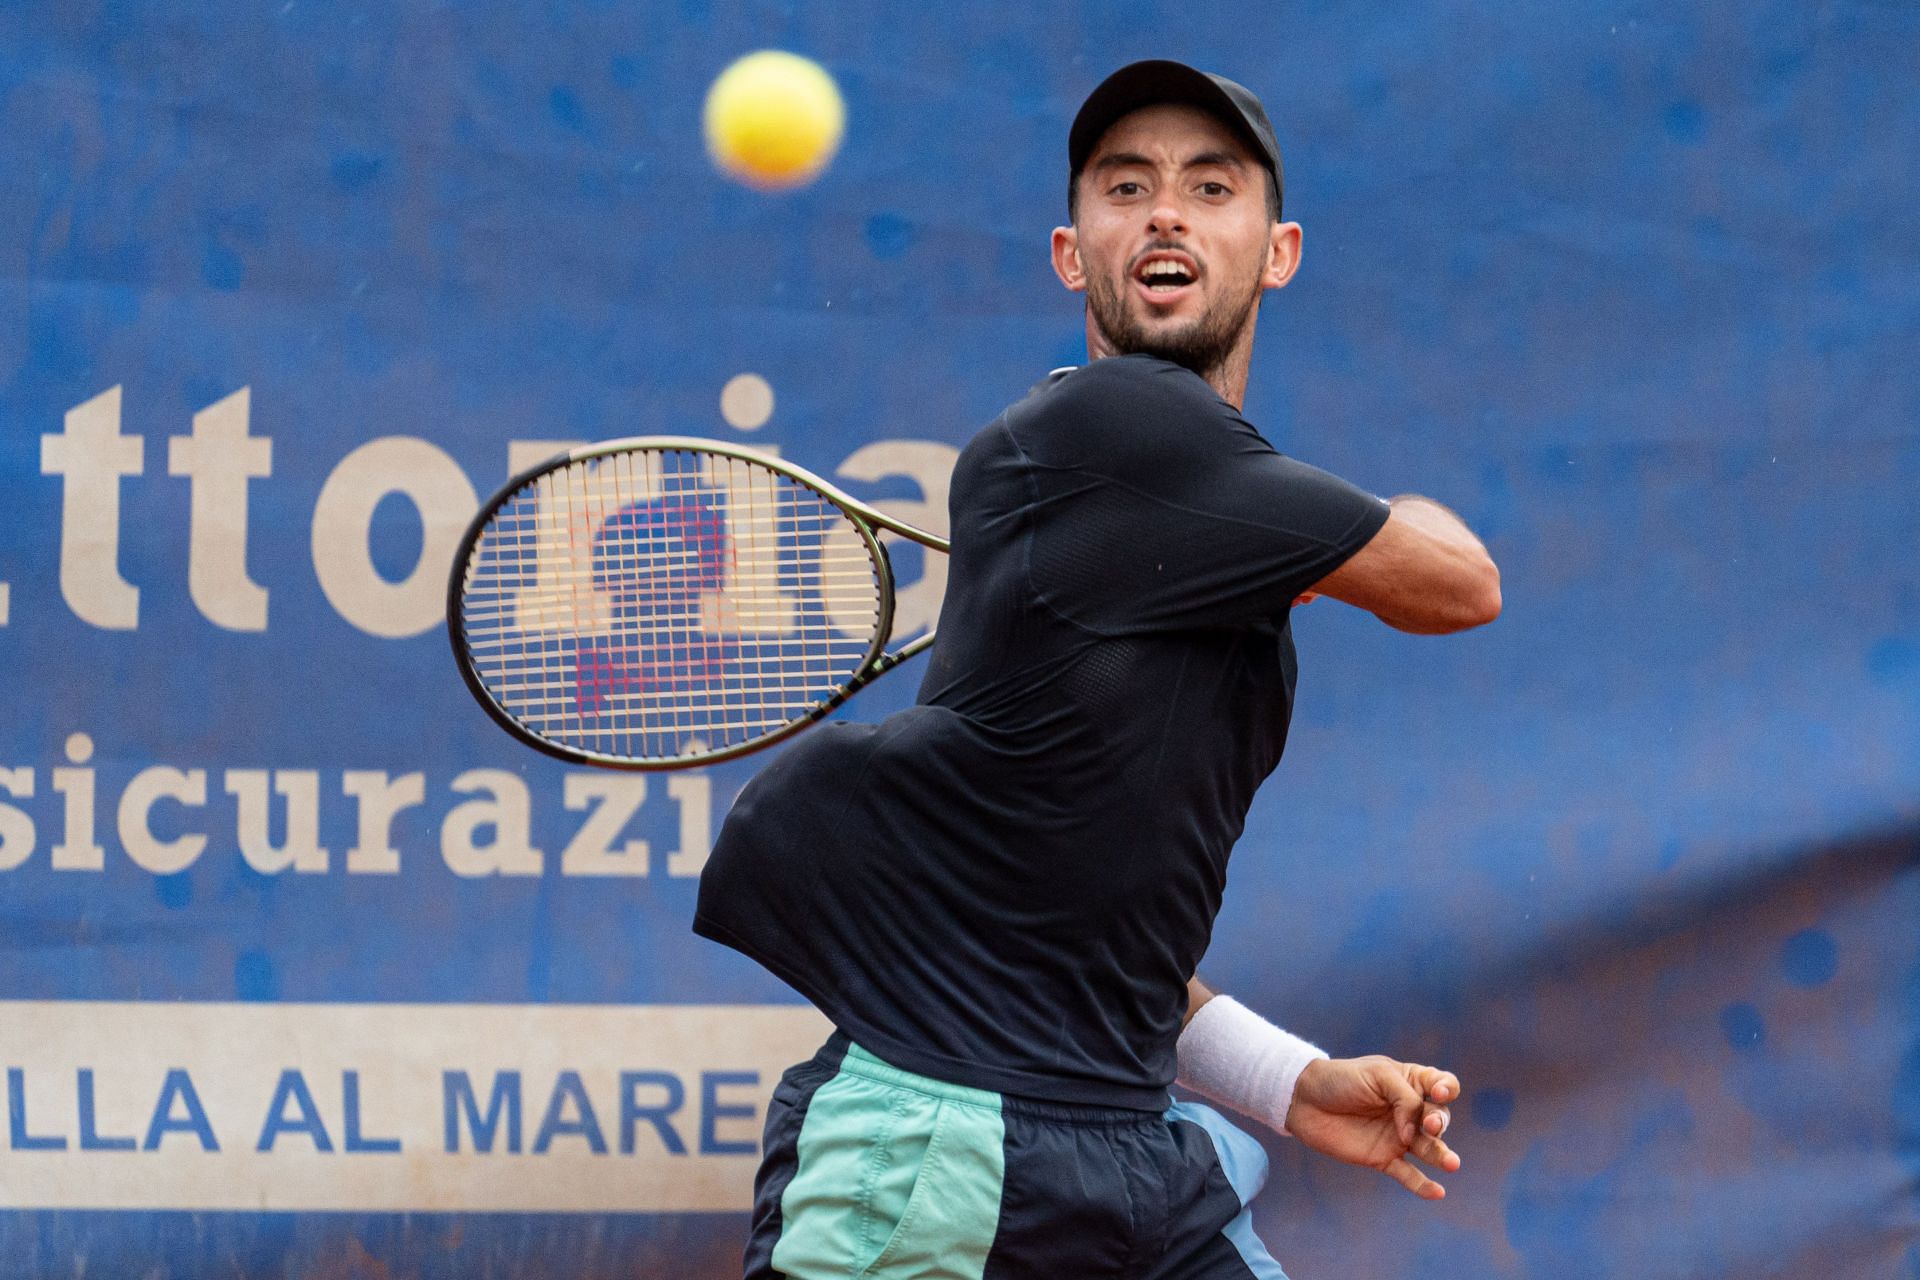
left=1417, top=1069, right=1461, bottom=1107
left=1412, top=1129, right=1460, bottom=1173
left=1415, top=1085, right=1461, bottom=1173
left=1384, top=1155, right=1446, bottom=1200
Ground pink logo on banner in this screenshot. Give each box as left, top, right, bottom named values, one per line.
left=577, top=495, right=738, bottom=714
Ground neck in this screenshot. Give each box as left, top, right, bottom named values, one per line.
left=1083, top=313, right=1259, bottom=409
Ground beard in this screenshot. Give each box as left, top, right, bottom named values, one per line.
left=1085, top=254, right=1263, bottom=379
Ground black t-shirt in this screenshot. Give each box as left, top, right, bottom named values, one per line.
left=693, top=354, right=1390, bottom=1109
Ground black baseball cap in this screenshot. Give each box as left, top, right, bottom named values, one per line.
left=1068, top=60, right=1284, bottom=217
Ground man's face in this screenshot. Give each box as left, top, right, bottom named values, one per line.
left=1054, top=103, right=1293, bottom=378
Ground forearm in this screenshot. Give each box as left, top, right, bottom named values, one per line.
left=1176, top=976, right=1328, bottom=1135
left=1386, top=494, right=1488, bottom=557
left=1317, top=493, right=1501, bottom=634
left=1184, top=973, right=1216, bottom=1026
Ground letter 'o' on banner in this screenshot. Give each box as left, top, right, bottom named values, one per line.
left=312, top=438, right=479, bottom=638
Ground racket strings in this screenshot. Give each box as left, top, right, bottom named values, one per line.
left=458, top=449, right=886, bottom=761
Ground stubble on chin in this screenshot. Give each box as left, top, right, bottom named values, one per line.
left=1085, top=269, right=1261, bottom=381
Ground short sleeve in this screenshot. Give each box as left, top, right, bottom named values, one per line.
left=1011, top=356, right=1390, bottom=632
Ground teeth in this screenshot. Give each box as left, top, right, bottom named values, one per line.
left=1139, top=259, right=1192, bottom=285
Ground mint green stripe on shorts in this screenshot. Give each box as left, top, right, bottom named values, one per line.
left=771, top=1042, right=1007, bottom=1280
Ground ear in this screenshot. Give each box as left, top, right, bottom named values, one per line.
left=1051, top=225, right=1087, bottom=293
left=1263, top=221, right=1302, bottom=290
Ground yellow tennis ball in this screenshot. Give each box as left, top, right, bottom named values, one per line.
left=704, top=50, right=846, bottom=191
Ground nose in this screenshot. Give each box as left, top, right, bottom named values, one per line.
left=1146, top=195, right=1188, bottom=238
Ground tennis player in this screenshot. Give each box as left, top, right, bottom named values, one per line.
left=695, top=60, right=1502, bottom=1279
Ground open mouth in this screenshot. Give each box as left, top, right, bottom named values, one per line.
left=1133, top=253, right=1199, bottom=298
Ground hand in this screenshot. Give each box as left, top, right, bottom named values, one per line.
left=1283, top=1056, right=1461, bottom=1200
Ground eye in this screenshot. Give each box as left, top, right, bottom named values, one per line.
left=1198, top=181, right=1231, bottom=197
left=1109, top=181, right=1143, bottom=197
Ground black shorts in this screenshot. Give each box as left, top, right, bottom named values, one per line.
left=742, top=1033, right=1289, bottom=1279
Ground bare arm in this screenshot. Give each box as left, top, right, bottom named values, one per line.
left=1184, top=973, right=1217, bottom=1026
left=1308, top=495, right=1501, bottom=634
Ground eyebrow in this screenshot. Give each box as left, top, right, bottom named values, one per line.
left=1185, top=150, right=1249, bottom=172
left=1090, top=149, right=1250, bottom=174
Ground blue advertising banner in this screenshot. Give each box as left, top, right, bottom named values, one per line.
left=2, top=2, right=1916, bottom=1276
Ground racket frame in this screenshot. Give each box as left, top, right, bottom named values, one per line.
left=447, top=435, right=948, bottom=771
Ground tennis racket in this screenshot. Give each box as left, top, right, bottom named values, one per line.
left=448, top=436, right=949, bottom=770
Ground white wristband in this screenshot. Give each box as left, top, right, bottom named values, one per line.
left=1174, top=994, right=1329, bottom=1137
